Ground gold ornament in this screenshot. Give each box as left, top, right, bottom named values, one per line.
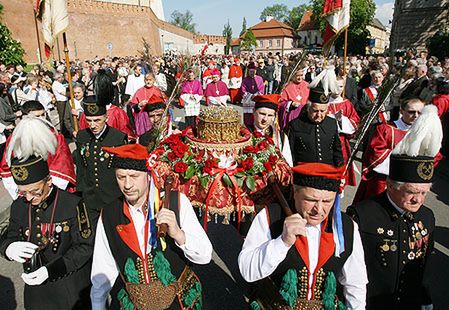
left=417, top=161, right=433, bottom=181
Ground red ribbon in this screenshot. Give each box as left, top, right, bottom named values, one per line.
left=204, top=167, right=244, bottom=231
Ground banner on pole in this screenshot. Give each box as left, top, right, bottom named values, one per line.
left=322, top=0, right=351, bottom=55
left=35, top=0, right=69, bottom=59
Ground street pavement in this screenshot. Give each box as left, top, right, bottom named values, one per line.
left=1, top=104, right=449, bottom=309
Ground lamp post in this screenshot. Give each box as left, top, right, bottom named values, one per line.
left=161, top=34, right=165, bottom=54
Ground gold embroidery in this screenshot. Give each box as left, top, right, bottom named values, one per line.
left=86, top=104, right=99, bottom=115
left=417, top=161, right=433, bottom=181
left=11, top=166, right=29, bottom=182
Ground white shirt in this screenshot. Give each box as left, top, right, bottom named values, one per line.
left=238, top=209, right=368, bottom=309
left=90, top=190, right=212, bottom=310
left=52, top=81, right=67, bottom=101
left=125, top=74, right=145, bottom=97
left=328, top=97, right=357, bottom=135
left=155, top=73, right=167, bottom=92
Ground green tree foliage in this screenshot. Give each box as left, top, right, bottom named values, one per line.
left=427, top=31, right=449, bottom=61
left=260, top=4, right=289, bottom=21
left=310, top=0, right=376, bottom=54
left=223, top=20, right=233, bottom=55
left=170, top=10, right=197, bottom=33
left=240, top=17, right=247, bottom=37
left=0, top=4, right=25, bottom=65
left=240, top=29, right=257, bottom=51
left=284, top=5, right=311, bottom=30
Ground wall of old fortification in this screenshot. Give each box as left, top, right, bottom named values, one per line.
left=2, top=0, right=188, bottom=63
left=390, top=0, right=449, bottom=51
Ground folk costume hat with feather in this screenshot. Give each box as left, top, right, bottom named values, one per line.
left=308, top=63, right=339, bottom=104
left=84, top=69, right=113, bottom=116
left=390, top=105, right=442, bottom=183
left=6, top=116, right=57, bottom=185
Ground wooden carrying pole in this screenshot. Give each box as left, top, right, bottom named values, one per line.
left=342, top=28, right=349, bottom=98
left=62, top=33, right=79, bottom=132
left=33, top=10, right=42, bottom=63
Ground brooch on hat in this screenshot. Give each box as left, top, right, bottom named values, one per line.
left=86, top=104, right=100, bottom=115
left=11, top=166, right=29, bottom=182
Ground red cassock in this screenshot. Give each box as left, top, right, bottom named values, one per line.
left=353, top=122, right=407, bottom=203
left=79, top=105, right=136, bottom=140
left=228, top=64, right=243, bottom=103
left=0, top=130, right=76, bottom=191
left=328, top=99, right=360, bottom=186
left=432, top=94, right=449, bottom=118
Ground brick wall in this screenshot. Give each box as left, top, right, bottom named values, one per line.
left=2, top=0, right=190, bottom=63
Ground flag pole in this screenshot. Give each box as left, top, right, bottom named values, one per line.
left=33, top=10, right=42, bottom=64
left=62, top=32, right=79, bottom=132
left=342, top=27, right=349, bottom=98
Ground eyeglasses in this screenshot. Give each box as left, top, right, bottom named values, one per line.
left=18, top=180, right=47, bottom=198
left=18, top=188, right=44, bottom=198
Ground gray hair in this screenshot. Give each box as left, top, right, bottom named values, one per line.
left=73, top=83, right=85, bottom=92
left=386, top=177, right=404, bottom=190
left=417, top=64, right=428, bottom=73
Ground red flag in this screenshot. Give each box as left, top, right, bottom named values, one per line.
left=322, top=0, right=350, bottom=54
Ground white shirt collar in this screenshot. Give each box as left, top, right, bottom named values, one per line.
left=386, top=193, right=405, bottom=215
left=394, top=118, right=412, bottom=130
left=94, top=125, right=107, bottom=139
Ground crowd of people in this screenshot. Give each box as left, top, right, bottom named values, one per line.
left=0, top=46, right=448, bottom=310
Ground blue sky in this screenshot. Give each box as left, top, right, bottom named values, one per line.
left=163, top=0, right=395, bottom=36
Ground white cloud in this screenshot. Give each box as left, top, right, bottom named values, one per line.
left=375, top=2, right=394, bottom=26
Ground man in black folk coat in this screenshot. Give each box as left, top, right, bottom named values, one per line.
left=347, top=105, right=441, bottom=309
left=0, top=119, right=94, bottom=309
left=74, top=95, right=127, bottom=218
left=287, top=85, right=343, bottom=167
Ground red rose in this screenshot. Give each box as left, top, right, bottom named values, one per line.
left=243, top=146, right=258, bottom=153
left=203, top=159, right=217, bottom=174
left=174, top=162, right=188, bottom=173
left=253, top=131, right=262, bottom=138
left=263, top=162, right=273, bottom=172
left=268, top=154, right=278, bottom=164
left=240, top=158, right=254, bottom=170
left=258, top=141, right=268, bottom=151
left=194, top=150, right=205, bottom=161
left=265, top=136, right=274, bottom=144
left=167, top=152, right=177, bottom=161
left=172, top=143, right=188, bottom=158
left=163, top=134, right=180, bottom=145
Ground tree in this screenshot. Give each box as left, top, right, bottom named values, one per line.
left=259, top=4, right=289, bottom=22
left=310, top=0, right=376, bottom=54
left=240, top=17, right=247, bottom=37
left=240, top=29, right=257, bottom=51
left=0, top=4, right=25, bottom=65
left=223, top=20, right=233, bottom=55
left=170, top=10, right=197, bottom=33
left=284, top=5, right=311, bottom=30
